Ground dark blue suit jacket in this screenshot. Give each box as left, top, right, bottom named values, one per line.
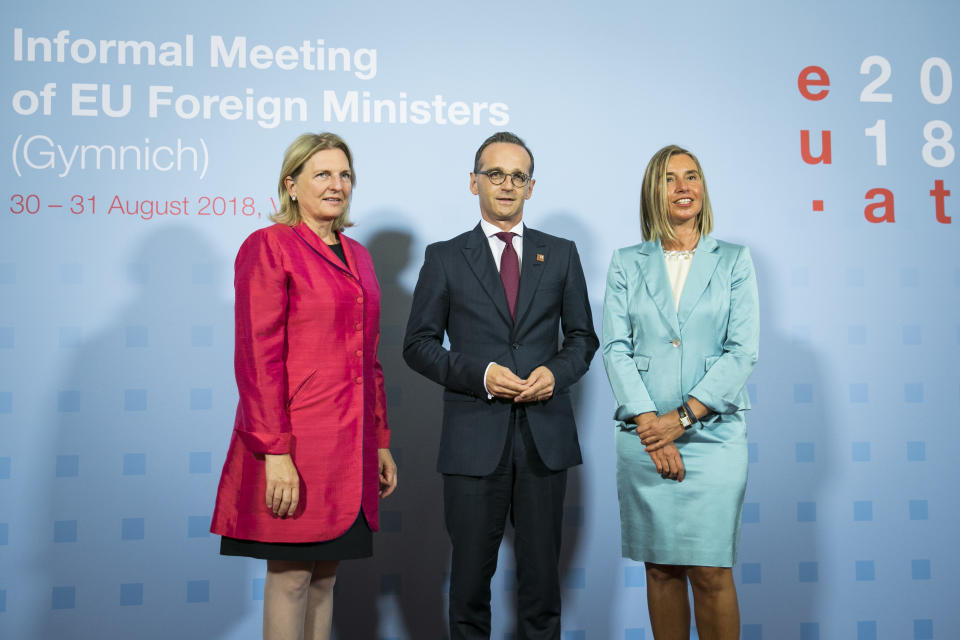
left=403, top=224, right=598, bottom=475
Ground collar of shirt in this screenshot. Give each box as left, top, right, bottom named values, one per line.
left=479, top=218, right=524, bottom=272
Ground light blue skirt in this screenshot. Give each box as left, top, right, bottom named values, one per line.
left=616, top=412, right=748, bottom=567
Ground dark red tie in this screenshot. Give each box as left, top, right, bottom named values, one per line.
left=495, top=231, right=519, bottom=320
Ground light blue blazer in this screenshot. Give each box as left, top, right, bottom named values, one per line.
left=602, top=235, right=759, bottom=427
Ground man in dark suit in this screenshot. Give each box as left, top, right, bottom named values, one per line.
left=403, top=132, right=598, bottom=639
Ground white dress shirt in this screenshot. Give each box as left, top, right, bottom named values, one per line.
left=480, top=217, right=524, bottom=272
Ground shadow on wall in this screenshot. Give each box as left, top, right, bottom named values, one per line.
left=37, top=227, right=249, bottom=640
left=736, top=249, right=831, bottom=636
left=539, top=211, right=619, bottom=638
left=333, top=228, right=449, bottom=640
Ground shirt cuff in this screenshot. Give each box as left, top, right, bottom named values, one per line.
left=483, top=362, right=495, bottom=399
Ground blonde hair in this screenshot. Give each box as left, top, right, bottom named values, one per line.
left=271, top=132, right=356, bottom=231
left=640, top=145, right=713, bottom=243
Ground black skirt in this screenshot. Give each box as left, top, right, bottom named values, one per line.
left=220, top=511, right=372, bottom=562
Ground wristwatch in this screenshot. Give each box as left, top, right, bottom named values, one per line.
left=678, top=405, right=694, bottom=430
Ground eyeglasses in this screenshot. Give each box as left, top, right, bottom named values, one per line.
left=476, top=170, right=531, bottom=188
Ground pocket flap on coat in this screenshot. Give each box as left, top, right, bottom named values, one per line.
left=633, top=354, right=650, bottom=371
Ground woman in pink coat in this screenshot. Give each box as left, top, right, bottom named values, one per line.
left=211, top=132, right=397, bottom=640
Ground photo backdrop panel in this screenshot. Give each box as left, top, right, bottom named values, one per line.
left=1, top=1, right=958, bottom=638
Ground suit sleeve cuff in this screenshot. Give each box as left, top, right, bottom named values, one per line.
left=614, top=402, right=659, bottom=423
left=237, top=430, right=292, bottom=455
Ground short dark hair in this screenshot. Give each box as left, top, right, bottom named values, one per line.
left=473, top=131, right=534, bottom=176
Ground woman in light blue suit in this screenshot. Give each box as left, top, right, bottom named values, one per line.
left=602, top=145, right=758, bottom=640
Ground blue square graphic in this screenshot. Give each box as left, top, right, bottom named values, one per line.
left=0, top=457, right=10, bottom=479
left=909, top=500, right=928, bottom=520
left=124, top=389, right=147, bottom=411
left=793, top=384, right=813, bottom=403
left=851, top=442, right=870, bottom=461
left=53, top=520, right=78, bottom=543
left=502, top=569, right=517, bottom=591
left=846, top=268, right=865, bottom=287
left=901, top=267, right=920, bottom=287
left=742, top=502, right=760, bottom=523
left=386, top=384, right=404, bottom=408
left=904, top=383, right=924, bottom=403
left=790, top=266, right=807, bottom=286
left=849, top=384, right=868, bottom=403
left=380, top=573, right=401, bottom=594
left=625, top=629, right=646, bottom=640
left=563, top=632, right=585, bottom=640
left=0, top=522, right=8, bottom=545
left=120, top=583, right=143, bottom=606
left=121, top=517, right=145, bottom=540
left=252, top=578, right=265, bottom=601
left=853, top=501, right=873, bottom=521
left=59, top=327, right=82, bottom=348
left=913, top=619, right=933, bottom=639
left=60, top=263, right=83, bottom=284
left=795, top=443, right=815, bottom=463
left=911, top=559, right=931, bottom=580
left=748, top=442, right=759, bottom=463
left=798, top=562, right=818, bottom=582
left=125, top=325, right=148, bottom=347
left=58, top=390, right=81, bottom=413
left=52, top=586, right=76, bottom=609
left=741, top=563, right=761, bottom=584
left=855, top=561, right=875, bottom=581
left=902, top=325, right=921, bottom=345
left=564, top=506, right=584, bottom=527
left=564, top=568, right=585, bottom=589
left=0, top=327, right=13, bottom=348
left=123, top=453, right=146, bottom=476
left=742, top=624, right=762, bottom=640
left=907, top=441, right=926, bottom=461
left=191, top=325, right=214, bottom=347
left=189, top=452, right=212, bottom=474
left=800, top=622, right=820, bottom=640
left=370, top=510, right=403, bottom=533
left=0, top=391, right=10, bottom=414
left=791, top=326, right=811, bottom=345
left=624, top=566, right=645, bottom=588
left=797, top=502, right=816, bottom=522
left=56, top=455, right=79, bottom=477
left=188, top=515, right=211, bottom=538
left=0, top=263, right=15, bottom=284
left=380, top=510, right=402, bottom=533
left=190, top=388, right=212, bottom=410
left=857, top=620, right=877, bottom=640
left=186, top=580, right=210, bottom=603
left=847, top=325, right=867, bottom=345
left=128, top=262, right=149, bottom=284
left=192, top=263, right=213, bottom=285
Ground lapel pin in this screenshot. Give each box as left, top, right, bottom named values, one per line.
left=536, top=253, right=545, bottom=263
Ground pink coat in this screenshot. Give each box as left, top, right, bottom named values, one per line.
left=211, top=222, right=389, bottom=543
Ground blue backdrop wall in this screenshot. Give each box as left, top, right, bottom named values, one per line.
left=2, top=1, right=958, bottom=639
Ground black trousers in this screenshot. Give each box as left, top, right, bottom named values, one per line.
left=442, top=406, right=567, bottom=640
